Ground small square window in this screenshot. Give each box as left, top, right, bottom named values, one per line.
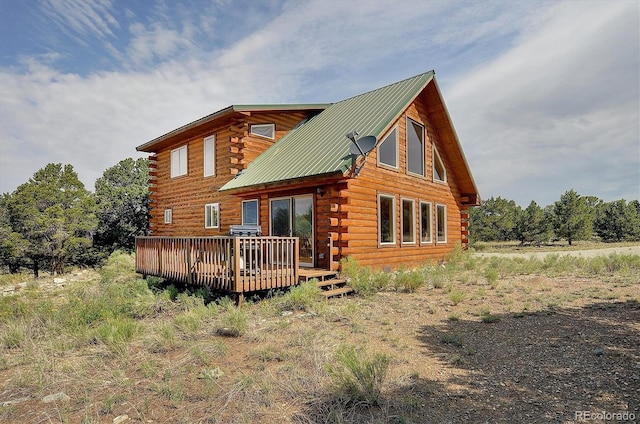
left=250, top=124, right=275, bottom=139
left=164, top=209, right=173, bottom=224
left=205, top=203, right=219, bottom=229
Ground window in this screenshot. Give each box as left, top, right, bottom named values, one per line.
left=205, top=203, right=220, bottom=229
left=402, top=198, right=415, bottom=244
left=242, top=200, right=258, bottom=225
left=433, top=145, right=446, bottom=182
left=171, top=145, right=188, bottom=178
left=204, top=135, right=215, bottom=177
left=407, top=118, right=425, bottom=176
left=378, top=127, right=398, bottom=168
left=250, top=124, right=275, bottom=139
left=378, top=194, right=396, bottom=245
left=420, top=201, right=432, bottom=243
left=436, top=204, right=447, bottom=243
left=164, top=209, right=172, bottom=224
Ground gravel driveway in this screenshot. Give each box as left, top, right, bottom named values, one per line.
left=473, top=245, right=640, bottom=259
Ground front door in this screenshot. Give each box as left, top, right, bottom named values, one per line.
left=270, top=195, right=314, bottom=267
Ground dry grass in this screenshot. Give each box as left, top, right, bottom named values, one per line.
left=0, top=249, right=638, bottom=423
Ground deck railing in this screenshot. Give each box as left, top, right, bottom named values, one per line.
left=135, top=236, right=299, bottom=294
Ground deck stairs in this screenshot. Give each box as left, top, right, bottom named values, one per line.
left=299, top=269, right=354, bottom=299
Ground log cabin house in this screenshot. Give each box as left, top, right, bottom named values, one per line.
left=135, top=70, right=479, bottom=301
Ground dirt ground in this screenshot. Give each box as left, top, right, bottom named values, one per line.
left=1, top=249, right=639, bottom=423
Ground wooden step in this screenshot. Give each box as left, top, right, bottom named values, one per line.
left=321, top=286, right=354, bottom=298
left=315, top=278, right=346, bottom=289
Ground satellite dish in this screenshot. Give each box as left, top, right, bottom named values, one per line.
left=349, top=135, right=378, bottom=156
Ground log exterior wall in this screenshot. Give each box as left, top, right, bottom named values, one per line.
left=148, top=112, right=309, bottom=237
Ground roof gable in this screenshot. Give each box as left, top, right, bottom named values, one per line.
left=220, top=71, right=435, bottom=191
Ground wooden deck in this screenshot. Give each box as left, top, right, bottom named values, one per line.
left=136, top=236, right=299, bottom=296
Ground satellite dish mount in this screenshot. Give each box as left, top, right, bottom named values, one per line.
left=347, top=130, right=377, bottom=177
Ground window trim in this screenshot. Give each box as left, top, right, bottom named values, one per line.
left=378, top=193, right=396, bottom=246
left=205, top=203, right=220, bottom=229
left=401, top=198, right=416, bottom=245
left=377, top=126, right=399, bottom=170
left=170, top=145, right=188, bottom=178
left=420, top=201, right=433, bottom=244
left=250, top=123, right=275, bottom=140
left=164, top=209, right=173, bottom=224
left=433, top=144, right=447, bottom=183
left=436, top=203, right=447, bottom=244
left=406, top=118, right=425, bottom=177
left=203, top=135, right=216, bottom=177
left=242, top=199, right=259, bottom=225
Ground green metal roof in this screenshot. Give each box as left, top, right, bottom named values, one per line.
left=220, top=71, right=435, bottom=192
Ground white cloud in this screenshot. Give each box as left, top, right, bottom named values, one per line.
left=446, top=0, right=639, bottom=205
left=40, top=0, right=118, bottom=40
left=1, top=0, right=638, bottom=209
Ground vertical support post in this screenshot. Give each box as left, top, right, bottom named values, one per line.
left=233, top=237, right=242, bottom=294
left=186, top=238, right=193, bottom=285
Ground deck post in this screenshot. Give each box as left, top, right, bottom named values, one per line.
left=186, top=238, right=193, bottom=285
left=233, top=237, right=242, bottom=294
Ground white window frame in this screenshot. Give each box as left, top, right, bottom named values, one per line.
left=433, top=144, right=446, bottom=183
left=242, top=199, right=259, bottom=225
left=204, top=135, right=216, bottom=177
left=205, top=203, right=220, bottom=229
left=436, top=204, right=447, bottom=244
left=420, top=201, right=432, bottom=244
left=401, top=198, right=416, bottom=244
left=378, top=194, right=396, bottom=246
left=377, top=126, right=399, bottom=169
left=171, top=145, right=188, bottom=178
left=164, top=209, right=173, bottom=224
left=250, top=123, right=275, bottom=140
left=406, top=118, right=425, bottom=177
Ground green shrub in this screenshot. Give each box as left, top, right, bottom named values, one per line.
left=440, top=332, right=464, bottom=346
left=326, top=345, right=391, bottom=406
left=217, top=301, right=248, bottom=337
left=278, top=281, right=322, bottom=311
left=394, top=269, right=425, bottom=293
left=449, top=290, right=465, bottom=305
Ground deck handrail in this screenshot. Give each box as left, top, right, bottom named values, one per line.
left=135, top=236, right=299, bottom=294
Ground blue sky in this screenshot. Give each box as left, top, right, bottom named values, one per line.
left=0, top=0, right=638, bottom=207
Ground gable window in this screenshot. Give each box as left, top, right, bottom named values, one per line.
left=407, top=118, right=425, bottom=176
left=204, top=135, right=215, bottom=177
left=250, top=124, right=275, bottom=139
left=433, top=145, right=446, bottom=182
left=164, top=209, right=172, bottom=224
left=420, top=201, right=432, bottom=243
left=436, top=204, right=447, bottom=243
left=378, top=127, right=398, bottom=168
left=401, top=198, right=415, bottom=244
left=171, top=145, right=188, bottom=178
left=242, top=200, right=258, bottom=225
left=378, top=194, right=396, bottom=245
left=205, top=203, right=220, bottom=229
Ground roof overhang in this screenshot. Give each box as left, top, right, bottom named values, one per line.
left=136, top=104, right=330, bottom=153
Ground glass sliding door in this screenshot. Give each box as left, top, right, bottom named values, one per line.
left=270, top=195, right=314, bottom=267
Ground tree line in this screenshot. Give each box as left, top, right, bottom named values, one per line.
left=470, top=190, right=640, bottom=245
left=0, top=159, right=150, bottom=276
